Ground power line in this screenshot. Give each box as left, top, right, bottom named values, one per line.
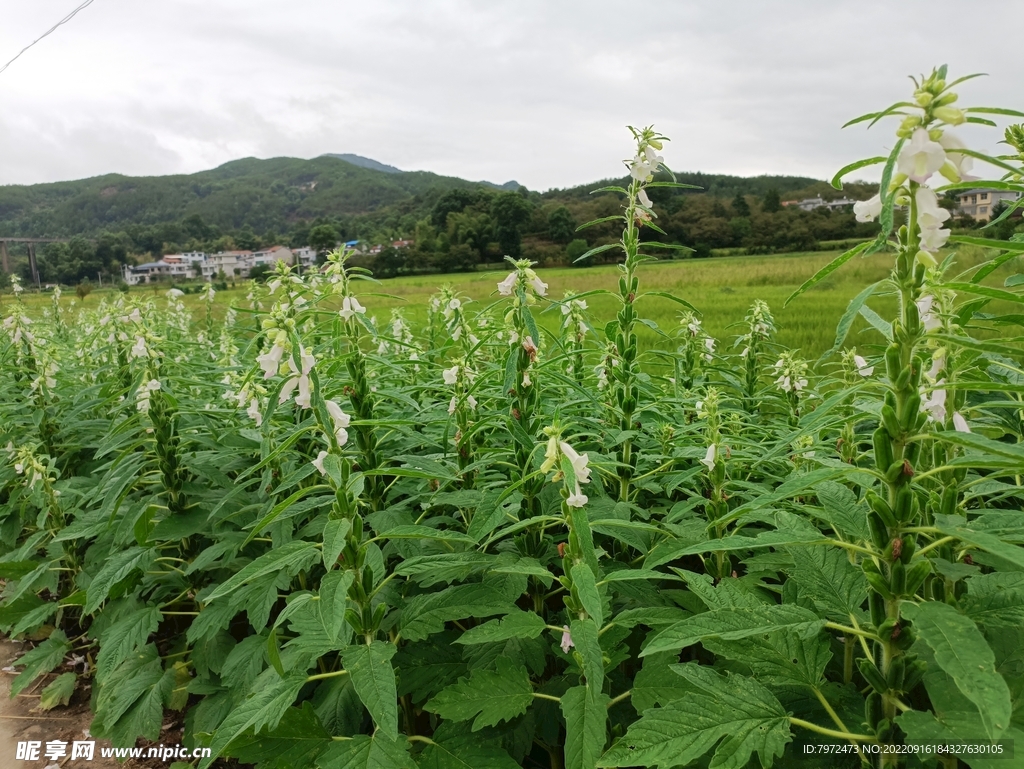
left=0, top=0, right=97, bottom=77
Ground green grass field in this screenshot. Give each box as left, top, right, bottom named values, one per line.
left=7, top=246, right=1017, bottom=360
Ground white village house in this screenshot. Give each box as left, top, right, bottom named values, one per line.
left=121, top=253, right=202, bottom=285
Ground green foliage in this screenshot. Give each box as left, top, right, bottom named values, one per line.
left=2, top=79, right=1023, bottom=769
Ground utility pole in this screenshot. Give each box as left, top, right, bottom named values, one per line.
left=0, top=240, right=8, bottom=274
left=28, top=242, right=40, bottom=288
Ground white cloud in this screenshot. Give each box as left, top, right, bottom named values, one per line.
left=0, top=0, right=1021, bottom=190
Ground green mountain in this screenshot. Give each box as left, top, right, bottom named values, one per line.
left=0, top=155, right=503, bottom=239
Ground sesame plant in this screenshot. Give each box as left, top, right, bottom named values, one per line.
left=1, top=68, right=1023, bottom=769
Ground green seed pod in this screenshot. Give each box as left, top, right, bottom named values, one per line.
left=893, top=485, right=913, bottom=523
left=904, top=559, right=932, bottom=596
left=362, top=566, right=375, bottom=597
left=905, top=296, right=921, bottom=335
left=890, top=560, right=907, bottom=595
left=885, top=345, right=902, bottom=381
left=894, top=367, right=912, bottom=391
left=940, top=486, right=958, bottom=517
left=900, top=535, right=916, bottom=564
left=899, top=391, right=921, bottom=428
left=864, top=569, right=893, bottom=599
left=885, top=460, right=906, bottom=484
left=869, top=592, right=886, bottom=626
left=873, top=428, right=894, bottom=472
left=904, top=440, right=921, bottom=468
left=881, top=406, right=901, bottom=439
left=345, top=608, right=363, bottom=634
left=866, top=490, right=897, bottom=528
left=865, top=691, right=883, bottom=728
left=867, top=512, right=890, bottom=550
left=886, top=656, right=906, bottom=690
left=858, top=658, right=890, bottom=694
left=931, top=577, right=946, bottom=602
left=371, top=603, right=386, bottom=630
left=877, top=618, right=898, bottom=639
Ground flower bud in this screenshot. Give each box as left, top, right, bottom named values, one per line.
left=934, top=91, right=957, bottom=106
left=915, top=250, right=937, bottom=268
left=914, top=91, right=934, bottom=107
left=933, top=106, right=965, bottom=125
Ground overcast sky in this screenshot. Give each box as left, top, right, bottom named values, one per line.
left=1, top=0, right=1023, bottom=191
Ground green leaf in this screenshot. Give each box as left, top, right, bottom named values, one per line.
left=561, top=686, right=610, bottom=769
left=631, top=653, right=692, bottom=712
left=702, top=627, right=831, bottom=688
left=425, top=656, right=534, bottom=730
left=785, top=241, right=870, bottom=308
left=830, top=157, right=887, bottom=189
left=642, top=605, right=824, bottom=657
left=826, top=280, right=883, bottom=357
left=933, top=515, right=1024, bottom=570
left=400, top=584, right=513, bottom=641
left=813, top=481, right=870, bottom=542
left=455, top=610, right=546, bottom=645
left=939, top=282, right=1024, bottom=306
left=102, top=666, right=174, bottom=747
left=316, top=733, right=418, bottom=769
left=597, top=664, right=790, bottom=768
left=323, top=518, right=352, bottom=569
left=374, top=525, right=477, bottom=545
left=396, top=552, right=496, bottom=587
left=96, top=605, right=162, bottom=678
left=570, top=618, right=604, bottom=689
left=11, top=630, right=70, bottom=697
left=571, top=562, right=603, bottom=626
left=787, top=546, right=867, bottom=623
left=962, top=573, right=1024, bottom=629
left=199, top=668, right=308, bottom=769
left=85, top=547, right=154, bottom=613
left=204, top=542, right=320, bottom=603
left=38, top=671, right=76, bottom=710
left=418, top=736, right=520, bottom=769
left=901, top=601, right=1011, bottom=739
left=343, top=641, right=399, bottom=740
left=224, top=702, right=332, bottom=769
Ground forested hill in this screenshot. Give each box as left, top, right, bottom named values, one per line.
left=1, top=154, right=837, bottom=241
left=0, top=154, right=507, bottom=238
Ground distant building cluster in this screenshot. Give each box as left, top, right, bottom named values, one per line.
left=784, top=190, right=1021, bottom=223
left=121, top=239, right=415, bottom=285
left=954, top=189, right=1020, bottom=222
left=121, top=246, right=318, bottom=285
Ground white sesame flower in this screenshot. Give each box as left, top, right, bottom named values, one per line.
left=167, top=288, right=184, bottom=298
left=443, top=365, right=459, bottom=385
left=257, top=342, right=286, bottom=379
left=700, top=443, right=716, bottom=472
left=448, top=396, right=458, bottom=414
left=497, top=272, right=517, bottom=296
left=897, top=128, right=946, bottom=183
left=279, top=350, right=315, bottom=408
left=952, top=412, right=971, bottom=433
left=146, top=379, right=161, bottom=391
left=130, top=336, right=148, bottom=359
left=560, top=625, right=574, bottom=653
left=921, top=383, right=947, bottom=422
left=853, top=194, right=883, bottom=223
left=247, top=397, right=263, bottom=427
left=566, top=488, right=588, bottom=507
left=559, top=441, right=592, bottom=485
left=853, top=355, right=874, bottom=377
left=312, top=450, right=329, bottom=476
left=340, top=296, right=367, bottom=320
left=467, top=395, right=478, bottom=410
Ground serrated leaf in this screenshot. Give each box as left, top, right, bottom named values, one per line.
left=642, top=605, right=824, bottom=657
left=702, top=627, right=831, bottom=688
left=11, top=629, right=70, bottom=697
left=400, top=584, right=513, bottom=641
left=316, top=733, right=418, bottom=769
left=561, top=686, right=610, bottom=769
left=38, top=671, right=76, bottom=710
left=224, top=702, right=332, bottom=769
left=418, top=737, right=520, bottom=769
left=597, top=665, right=790, bottom=768
left=343, top=641, right=399, bottom=740
left=85, top=547, right=154, bottom=613
left=570, top=618, right=604, bottom=689
left=96, top=605, right=162, bottom=678
left=204, top=542, right=320, bottom=603
left=787, top=545, right=867, bottom=623
left=962, top=573, right=1024, bottom=628
left=812, top=481, right=870, bottom=542
left=199, top=668, right=308, bottom=769
left=456, top=610, right=545, bottom=645
left=570, top=562, right=603, bottom=626
left=425, top=656, right=533, bottom=730
left=901, top=601, right=1011, bottom=739
left=397, top=553, right=496, bottom=587
left=323, top=518, right=352, bottom=569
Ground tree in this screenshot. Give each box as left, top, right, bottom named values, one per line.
left=547, top=206, right=577, bottom=243
left=732, top=193, right=751, bottom=217
left=431, top=189, right=483, bottom=229
left=762, top=188, right=782, bottom=213
left=566, top=239, right=589, bottom=264
left=248, top=264, right=272, bottom=283
left=372, top=247, right=406, bottom=279
left=308, top=224, right=340, bottom=259
left=491, top=192, right=533, bottom=259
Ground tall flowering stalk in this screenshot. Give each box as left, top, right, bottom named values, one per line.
left=577, top=126, right=695, bottom=502
left=497, top=258, right=548, bottom=517
left=805, top=65, right=1022, bottom=765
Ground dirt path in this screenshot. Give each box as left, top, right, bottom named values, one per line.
left=0, top=639, right=121, bottom=768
